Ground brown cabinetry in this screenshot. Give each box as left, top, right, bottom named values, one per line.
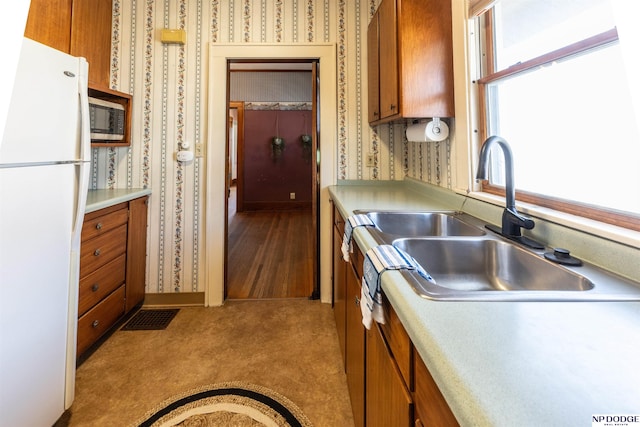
left=77, top=196, right=148, bottom=360
left=25, top=0, right=132, bottom=147
left=333, top=204, right=347, bottom=366
left=24, top=0, right=113, bottom=90
left=414, top=347, right=459, bottom=426
left=70, top=0, right=113, bottom=89
left=366, top=322, right=413, bottom=427
left=23, top=0, right=73, bottom=53
left=367, top=0, right=454, bottom=125
left=332, top=202, right=365, bottom=427
left=331, top=204, right=459, bottom=426
left=345, top=245, right=366, bottom=427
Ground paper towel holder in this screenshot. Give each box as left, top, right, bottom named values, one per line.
left=406, top=118, right=449, bottom=142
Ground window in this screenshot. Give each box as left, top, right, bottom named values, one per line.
left=475, top=0, right=640, bottom=230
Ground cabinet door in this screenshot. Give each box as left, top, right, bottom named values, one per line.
left=414, top=347, right=459, bottom=426
left=367, top=11, right=381, bottom=123
left=24, top=0, right=73, bottom=53
left=367, top=322, right=413, bottom=427
left=70, top=0, right=113, bottom=89
left=345, top=263, right=365, bottom=427
left=126, top=196, right=148, bottom=312
left=333, top=225, right=347, bottom=367
left=378, top=0, right=398, bottom=119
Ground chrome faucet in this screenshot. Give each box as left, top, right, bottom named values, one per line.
left=476, top=136, right=543, bottom=249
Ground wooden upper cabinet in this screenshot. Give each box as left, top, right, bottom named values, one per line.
left=367, top=11, right=381, bottom=123
left=367, top=0, right=454, bottom=125
left=24, top=0, right=73, bottom=53
left=71, top=0, right=113, bottom=89
left=24, top=0, right=113, bottom=90
left=378, top=0, right=398, bottom=120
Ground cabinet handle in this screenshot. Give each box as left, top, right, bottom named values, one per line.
left=91, top=283, right=100, bottom=292
left=374, top=111, right=379, bottom=117
left=355, top=296, right=360, bottom=307
left=95, top=222, right=102, bottom=230
left=92, top=320, right=100, bottom=328
left=390, top=104, right=396, bottom=111
left=94, top=249, right=101, bottom=256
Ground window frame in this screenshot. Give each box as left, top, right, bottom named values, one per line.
left=475, top=10, right=640, bottom=232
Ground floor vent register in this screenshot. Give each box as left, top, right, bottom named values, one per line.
left=122, top=309, right=179, bottom=331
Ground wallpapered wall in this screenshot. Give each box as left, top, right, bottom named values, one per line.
left=95, top=0, right=453, bottom=294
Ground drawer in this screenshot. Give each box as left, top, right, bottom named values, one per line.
left=77, top=285, right=125, bottom=357
left=80, top=224, right=127, bottom=278
left=381, top=293, right=413, bottom=390
left=82, top=203, right=128, bottom=242
left=78, top=253, right=126, bottom=317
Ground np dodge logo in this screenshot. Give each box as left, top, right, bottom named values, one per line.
left=593, top=415, right=640, bottom=426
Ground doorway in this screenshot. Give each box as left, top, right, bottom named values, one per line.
left=205, top=44, right=336, bottom=307
left=226, top=70, right=317, bottom=299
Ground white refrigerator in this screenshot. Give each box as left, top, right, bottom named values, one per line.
left=0, top=38, right=90, bottom=425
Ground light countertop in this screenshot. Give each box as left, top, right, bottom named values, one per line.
left=329, top=181, right=640, bottom=426
left=86, top=188, right=151, bottom=213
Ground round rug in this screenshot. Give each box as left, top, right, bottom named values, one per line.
left=135, top=382, right=313, bottom=427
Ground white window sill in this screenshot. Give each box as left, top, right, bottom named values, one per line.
left=464, top=191, right=640, bottom=250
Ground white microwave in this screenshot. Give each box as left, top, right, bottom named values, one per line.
left=89, top=97, right=125, bottom=141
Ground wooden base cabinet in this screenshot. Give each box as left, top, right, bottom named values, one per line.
left=366, top=323, right=413, bottom=427
left=414, top=347, right=459, bottom=427
left=333, top=204, right=347, bottom=367
left=77, top=196, right=148, bottom=360
left=331, top=202, right=458, bottom=426
left=346, top=255, right=366, bottom=427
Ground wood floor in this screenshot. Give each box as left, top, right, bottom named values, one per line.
left=227, top=193, right=314, bottom=299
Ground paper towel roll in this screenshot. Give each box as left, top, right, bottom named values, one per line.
left=406, top=119, right=449, bottom=142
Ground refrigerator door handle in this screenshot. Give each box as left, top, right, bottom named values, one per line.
left=65, top=57, right=91, bottom=409
left=78, top=59, right=91, bottom=165
left=72, top=57, right=90, bottom=246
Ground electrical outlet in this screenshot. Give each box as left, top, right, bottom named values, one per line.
left=195, top=143, right=204, bottom=157
left=290, top=192, right=296, bottom=200
left=366, top=153, right=375, bottom=167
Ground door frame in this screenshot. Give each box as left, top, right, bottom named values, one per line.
left=205, top=43, right=337, bottom=307
left=228, top=101, right=244, bottom=213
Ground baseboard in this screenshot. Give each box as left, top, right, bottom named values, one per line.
left=242, top=201, right=312, bottom=211
left=143, top=292, right=205, bottom=307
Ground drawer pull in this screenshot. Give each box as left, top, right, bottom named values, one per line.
left=91, top=283, right=100, bottom=292
left=92, top=320, right=100, bottom=328
left=355, top=296, right=360, bottom=307
left=95, top=222, right=103, bottom=230
left=94, top=249, right=101, bottom=256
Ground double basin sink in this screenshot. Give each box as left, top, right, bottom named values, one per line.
left=356, top=210, right=640, bottom=301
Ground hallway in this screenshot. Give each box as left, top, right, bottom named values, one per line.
left=227, top=186, right=315, bottom=299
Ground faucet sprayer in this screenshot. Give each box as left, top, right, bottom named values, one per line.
left=476, top=136, right=543, bottom=249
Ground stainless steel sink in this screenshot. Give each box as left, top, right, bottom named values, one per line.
left=391, top=237, right=640, bottom=301
left=356, top=211, right=485, bottom=237
left=395, top=237, right=593, bottom=292
left=355, top=210, right=640, bottom=301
